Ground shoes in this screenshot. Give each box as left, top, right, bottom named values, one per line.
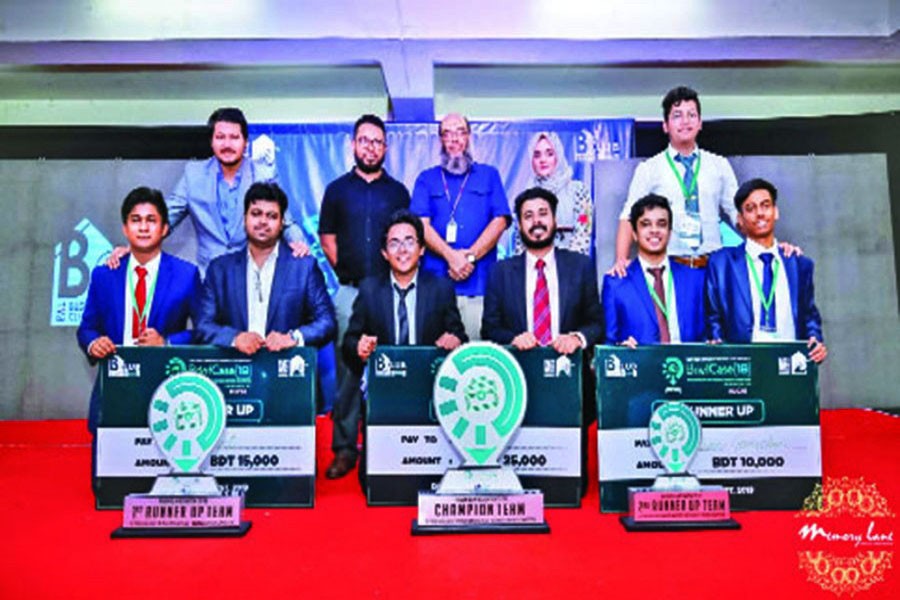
left=325, top=452, right=357, bottom=479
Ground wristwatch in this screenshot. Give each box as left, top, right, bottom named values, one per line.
left=466, top=253, right=476, bottom=264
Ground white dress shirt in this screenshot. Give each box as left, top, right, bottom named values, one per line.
left=246, top=244, right=279, bottom=338
left=637, top=255, right=682, bottom=343
left=122, top=253, right=161, bottom=345
left=745, top=238, right=795, bottom=342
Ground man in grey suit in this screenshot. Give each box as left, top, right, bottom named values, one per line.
left=109, top=107, right=309, bottom=272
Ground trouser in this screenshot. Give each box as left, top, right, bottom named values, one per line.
left=456, top=295, right=484, bottom=342
left=330, top=284, right=361, bottom=457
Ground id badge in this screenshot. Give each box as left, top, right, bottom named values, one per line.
left=446, top=219, right=458, bottom=244
left=678, top=215, right=701, bottom=237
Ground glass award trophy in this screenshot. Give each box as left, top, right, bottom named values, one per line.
left=111, top=372, right=250, bottom=538
left=412, top=342, right=549, bottom=534
left=620, top=401, right=740, bottom=531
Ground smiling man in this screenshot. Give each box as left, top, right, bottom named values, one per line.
left=612, top=87, right=739, bottom=274
left=77, top=187, right=201, bottom=432
left=340, top=210, right=467, bottom=484
left=197, top=182, right=335, bottom=355
left=705, top=178, right=827, bottom=363
left=602, top=194, right=706, bottom=347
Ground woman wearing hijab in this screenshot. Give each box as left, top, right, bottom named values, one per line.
left=516, top=131, right=594, bottom=255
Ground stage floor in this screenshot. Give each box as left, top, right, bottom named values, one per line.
left=1, top=409, right=897, bottom=599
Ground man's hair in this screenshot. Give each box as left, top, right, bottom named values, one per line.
left=244, top=182, right=288, bottom=216
left=120, top=186, right=168, bottom=226
left=734, top=178, right=778, bottom=212
left=438, top=114, right=471, bottom=136
left=629, top=194, right=672, bottom=232
left=514, top=187, right=558, bottom=220
left=662, top=86, right=701, bottom=121
left=382, top=209, right=425, bottom=249
left=354, top=114, right=386, bottom=138
left=207, top=107, right=248, bottom=140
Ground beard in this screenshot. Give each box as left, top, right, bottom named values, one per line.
left=354, top=153, right=385, bottom=175
left=440, top=147, right=473, bottom=175
left=521, top=224, right=556, bottom=250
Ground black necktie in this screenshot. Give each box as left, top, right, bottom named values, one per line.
left=394, top=283, right=415, bottom=345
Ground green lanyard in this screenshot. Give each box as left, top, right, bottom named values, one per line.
left=745, top=252, right=780, bottom=316
left=664, top=151, right=701, bottom=200
left=645, top=265, right=674, bottom=320
left=127, top=263, right=158, bottom=326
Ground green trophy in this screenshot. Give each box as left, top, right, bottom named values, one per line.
left=620, top=401, right=739, bottom=531
left=412, top=342, right=549, bottom=534
left=112, top=372, right=250, bottom=538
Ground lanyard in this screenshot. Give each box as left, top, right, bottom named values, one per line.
left=128, top=263, right=158, bottom=326
left=745, top=252, right=780, bottom=315
left=664, top=151, right=701, bottom=200
left=645, top=266, right=674, bottom=320
left=440, top=169, right=471, bottom=222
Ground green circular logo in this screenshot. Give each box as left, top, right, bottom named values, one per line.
left=662, top=356, right=685, bottom=386
left=433, top=342, right=527, bottom=466
left=148, top=372, right=226, bottom=473
left=649, top=401, right=701, bottom=474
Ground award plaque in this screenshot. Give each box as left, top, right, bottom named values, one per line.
left=412, top=342, right=549, bottom=534
left=111, top=371, right=251, bottom=538
left=620, top=401, right=740, bottom=531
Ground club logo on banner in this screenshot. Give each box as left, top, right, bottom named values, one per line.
left=796, top=476, right=895, bottom=596
left=433, top=343, right=527, bottom=466
left=51, top=218, right=112, bottom=327
left=148, top=372, right=226, bottom=473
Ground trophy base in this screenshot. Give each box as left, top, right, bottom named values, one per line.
left=115, top=474, right=249, bottom=538
left=620, top=476, right=739, bottom=532
left=619, top=516, right=740, bottom=532
left=412, top=467, right=548, bottom=535
left=111, top=522, right=252, bottom=539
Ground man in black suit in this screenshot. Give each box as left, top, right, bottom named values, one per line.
left=337, top=210, right=468, bottom=481
left=482, top=187, right=603, bottom=492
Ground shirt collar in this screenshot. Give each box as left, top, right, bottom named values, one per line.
left=667, top=144, right=699, bottom=161
left=746, top=237, right=779, bottom=260
left=637, top=254, right=671, bottom=274
left=525, top=248, right=556, bottom=270
left=390, top=269, right=419, bottom=292
left=127, top=252, right=161, bottom=274
left=247, top=242, right=280, bottom=270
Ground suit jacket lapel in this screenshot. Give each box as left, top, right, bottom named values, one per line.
left=780, top=249, right=800, bottom=327
left=232, top=250, right=249, bottom=331
left=672, top=264, right=691, bottom=333
left=513, top=255, right=528, bottom=332
left=266, top=243, right=290, bottom=331
left=733, top=245, right=753, bottom=314
left=113, top=258, right=129, bottom=341
left=147, top=253, right=171, bottom=331
left=627, top=261, right=658, bottom=325
left=380, top=277, right=396, bottom=344
left=414, top=275, right=427, bottom=345
left=556, top=252, right=571, bottom=331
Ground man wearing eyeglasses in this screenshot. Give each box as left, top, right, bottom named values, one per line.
left=343, top=210, right=467, bottom=486
left=410, top=113, right=511, bottom=342
left=319, top=114, right=410, bottom=479
left=197, top=182, right=336, bottom=355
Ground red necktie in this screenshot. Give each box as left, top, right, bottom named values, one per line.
left=649, top=266, right=671, bottom=343
left=533, top=259, right=551, bottom=346
left=132, top=265, right=147, bottom=339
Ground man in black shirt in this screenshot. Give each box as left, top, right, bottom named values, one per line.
left=318, top=114, right=411, bottom=479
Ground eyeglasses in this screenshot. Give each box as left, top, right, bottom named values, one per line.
left=440, top=129, right=469, bottom=140
left=355, top=136, right=385, bottom=148
left=386, top=237, right=418, bottom=253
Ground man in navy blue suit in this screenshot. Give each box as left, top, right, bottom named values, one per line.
left=197, top=182, right=335, bottom=354
left=602, top=194, right=706, bottom=347
left=77, top=186, right=201, bottom=432
left=706, top=178, right=827, bottom=363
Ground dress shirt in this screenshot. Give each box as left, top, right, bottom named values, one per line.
left=390, top=270, right=418, bottom=345
left=246, top=244, right=280, bottom=338
left=745, top=238, right=795, bottom=342
left=637, top=255, right=682, bottom=343
left=122, top=253, right=161, bottom=345
left=620, top=145, right=739, bottom=256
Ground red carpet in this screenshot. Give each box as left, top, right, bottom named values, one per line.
left=1, top=409, right=897, bottom=599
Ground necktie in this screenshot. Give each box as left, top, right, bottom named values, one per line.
left=675, top=154, right=699, bottom=214
left=533, top=259, right=551, bottom=346
left=133, top=265, right=148, bottom=339
left=394, top=282, right=414, bottom=345
left=648, top=266, right=671, bottom=343
left=759, top=253, right=776, bottom=331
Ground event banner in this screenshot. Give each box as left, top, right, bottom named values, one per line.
left=94, top=346, right=317, bottom=508
left=595, top=343, right=821, bottom=512
left=366, top=346, right=583, bottom=507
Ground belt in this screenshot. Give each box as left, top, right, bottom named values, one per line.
left=671, top=254, right=709, bottom=269
left=338, top=278, right=360, bottom=288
